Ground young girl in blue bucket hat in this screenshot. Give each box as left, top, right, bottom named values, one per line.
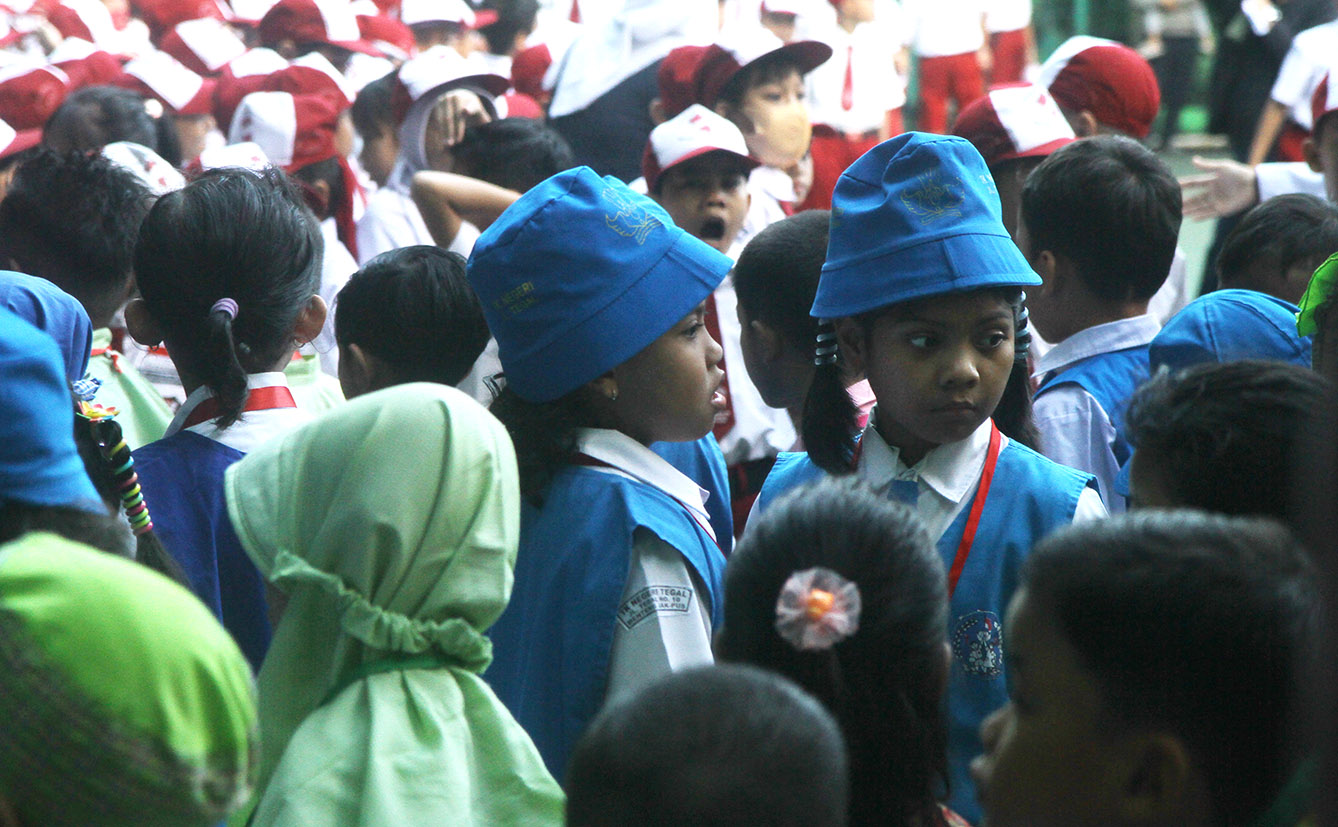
left=467, top=167, right=733, bottom=781
left=753, top=132, right=1107, bottom=822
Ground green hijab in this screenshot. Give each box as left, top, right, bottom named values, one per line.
left=225, top=383, right=563, bottom=825
left=0, top=532, right=257, bottom=826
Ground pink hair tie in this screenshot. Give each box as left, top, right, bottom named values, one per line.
left=210, top=298, right=239, bottom=320
left=775, top=567, right=862, bottom=652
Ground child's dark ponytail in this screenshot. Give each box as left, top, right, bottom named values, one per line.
left=991, top=289, right=1040, bottom=450
left=490, top=384, right=594, bottom=505
left=72, top=401, right=189, bottom=586
left=802, top=321, right=859, bottom=475
left=134, top=167, right=322, bottom=427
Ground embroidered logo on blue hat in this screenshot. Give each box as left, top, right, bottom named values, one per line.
left=467, top=167, right=732, bottom=404
left=812, top=132, right=1040, bottom=320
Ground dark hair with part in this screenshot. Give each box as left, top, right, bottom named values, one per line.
left=1024, top=510, right=1320, bottom=825
left=1020, top=135, right=1180, bottom=303
left=1216, top=194, right=1338, bottom=295
left=802, top=288, right=1033, bottom=474
left=718, top=477, right=948, bottom=826
left=490, top=384, right=600, bottom=504
left=715, top=54, right=804, bottom=112
left=0, top=502, right=131, bottom=553
left=43, top=85, right=181, bottom=165
left=335, top=246, right=489, bottom=387
left=133, top=167, right=322, bottom=428
left=1125, top=360, right=1331, bottom=523
left=351, top=71, right=397, bottom=138
left=733, top=209, right=828, bottom=353
left=479, top=0, right=539, bottom=56
left=566, top=663, right=849, bottom=827
left=0, top=148, right=155, bottom=327
left=451, top=118, right=575, bottom=194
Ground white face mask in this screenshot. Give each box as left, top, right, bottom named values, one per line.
left=741, top=98, right=812, bottom=168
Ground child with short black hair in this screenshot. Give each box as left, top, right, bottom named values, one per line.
left=719, top=477, right=967, bottom=827
left=1122, top=360, right=1331, bottom=524
left=566, top=664, right=849, bottom=827
left=334, top=245, right=489, bottom=398
left=0, top=147, right=171, bottom=448
left=127, top=167, right=327, bottom=669
left=43, top=85, right=180, bottom=164
left=973, top=510, right=1320, bottom=827
left=733, top=209, right=829, bottom=430
left=351, top=72, right=398, bottom=188
left=1215, top=193, right=1338, bottom=305
left=1022, top=135, right=1181, bottom=513
left=452, top=117, right=576, bottom=194
left=755, top=133, right=1103, bottom=822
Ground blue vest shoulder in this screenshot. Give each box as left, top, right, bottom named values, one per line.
left=754, top=451, right=827, bottom=514
left=133, top=431, right=270, bottom=670
left=485, top=466, right=727, bottom=781
left=651, top=435, right=733, bottom=553
left=1036, top=345, right=1150, bottom=465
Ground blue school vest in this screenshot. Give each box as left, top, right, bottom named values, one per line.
left=1035, top=345, right=1150, bottom=468
left=756, top=434, right=1095, bottom=823
left=484, top=465, right=728, bottom=781
left=652, top=434, right=734, bottom=555
left=133, top=431, right=271, bottom=671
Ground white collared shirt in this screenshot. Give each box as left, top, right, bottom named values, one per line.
left=575, top=428, right=717, bottom=703
left=736, top=165, right=797, bottom=253
left=1031, top=314, right=1160, bottom=514
left=712, top=277, right=798, bottom=464
left=166, top=372, right=314, bottom=455
left=900, top=0, right=986, bottom=57
left=805, top=18, right=908, bottom=134
left=856, top=413, right=1105, bottom=540
left=354, top=187, right=480, bottom=266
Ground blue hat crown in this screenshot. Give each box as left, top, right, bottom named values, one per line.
left=813, top=132, right=1039, bottom=319
left=467, top=167, right=731, bottom=403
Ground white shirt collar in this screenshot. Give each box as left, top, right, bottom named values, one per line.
left=166, top=371, right=311, bottom=454
left=575, top=428, right=714, bottom=537
left=857, top=412, right=994, bottom=504
left=1032, top=314, right=1161, bottom=379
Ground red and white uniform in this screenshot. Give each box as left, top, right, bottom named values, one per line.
left=985, top=0, right=1031, bottom=83
left=901, top=0, right=987, bottom=133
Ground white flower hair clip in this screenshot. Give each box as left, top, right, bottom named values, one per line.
left=775, top=567, right=862, bottom=651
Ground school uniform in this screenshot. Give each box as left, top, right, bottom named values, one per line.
left=756, top=415, right=1102, bottom=822
left=85, top=328, right=173, bottom=450
left=485, top=429, right=726, bottom=779
left=986, top=0, right=1031, bottom=82
left=1264, top=19, right=1338, bottom=158
left=355, top=186, right=480, bottom=265
left=134, top=372, right=313, bottom=669
left=315, top=216, right=358, bottom=378
left=901, top=0, right=987, bottom=133
left=804, top=14, right=907, bottom=209
left=737, top=164, right=799, bottom=252
left=1032, top=314, right=1160, bottom=514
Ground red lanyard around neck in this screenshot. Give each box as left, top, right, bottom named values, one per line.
left=181, top=386, right=297, bottom=429
left=852, top=421, right=1002, bottom=597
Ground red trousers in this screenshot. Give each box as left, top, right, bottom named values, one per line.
left=802, top=114, right=897, bottom=210
left=989, top=28, right=1027, bottom=84
left=917, top=51, right=985, bottom=134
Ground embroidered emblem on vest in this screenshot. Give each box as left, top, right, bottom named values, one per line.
left=952, top=610, right=1004, bottom=679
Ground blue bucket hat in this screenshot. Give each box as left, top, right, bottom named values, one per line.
left=812, top=132, right=1039, bottom=319
left=1149, top=289, right=1312, bottom=372
left=467, top=167, right=732, bottom=403
left=0, top=271, right=92, bottom=384
left=0, top=307, right=101, bottom=511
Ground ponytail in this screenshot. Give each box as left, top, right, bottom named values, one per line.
left=991, top=288, right=1039, bottom=450
left=202, top=300, right=250, bottom=429
left=802, top=321, right=859, bottom=475
left=489, top=384, right=593, bottom=506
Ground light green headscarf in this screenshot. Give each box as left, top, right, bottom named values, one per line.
left=0, top=532, right=258, bottom=827
left=1297, top=252, right=1338, bottom=336
left=225, top=382, right=563, bottom=826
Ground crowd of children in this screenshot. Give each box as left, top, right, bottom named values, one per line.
left=1, top=0, right=1338, bottom=825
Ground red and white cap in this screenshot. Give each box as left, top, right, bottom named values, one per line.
left=224, top=0, right=279, bottom=25
left=212, top=46, right=288, bottom=126
left=1039, top=35, right=1160, bottom=139
left=132, top=0, right=225, bottom=38
left=48, top=38, right=126, bottom=89
left=1312, top=67, right=1338, bottom=133
left=694, top=27, right=830, bottom=109
left=391, top=44, right=507, bottom=122
left=353, top=4, right=413, bottom=61
left=45, top=0, right=121, bottom=48
left=101, top=141, right=186, bottom=193
left=0, top=117, right=42, bottom=162
left=642, top=103, right=759, bottom=191
left=657, top=44, right=710, bottom=120
left=508, top=24, right=577, bottom=103
left=399, top=0, right=496, bottom=29
left=120, top=51, right=215, bottom=116
left=0, top=64, right=69, bottom=129
left=257, top=0, right=383, bottom=55
left=191, top=139, right=270, bottom=171
left=952, top=83, right=1075, bottom=166
left=160, top=17, right=247, bottom=75
left=228, top=89, right=341, bottom=170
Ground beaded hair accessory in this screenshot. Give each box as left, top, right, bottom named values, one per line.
left=76, top=401, right=154, bottom=537
left=814, top=321, right=839, bottom=367
left=775, top=567, right=862, bottom=651
left=1013, top=290, right=1032, bottom=363
left=210, top=297, right=239, bottom=320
